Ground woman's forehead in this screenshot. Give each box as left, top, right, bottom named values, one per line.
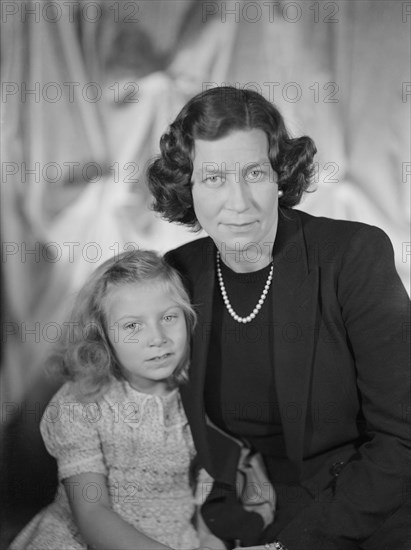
left=192, top=129, right=269, bottom=168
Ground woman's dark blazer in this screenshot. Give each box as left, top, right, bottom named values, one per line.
left=165, top=208, right=411, bottom=549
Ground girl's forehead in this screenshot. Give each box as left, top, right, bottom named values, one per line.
left=105, top=280, right=159, bottom=301
left=103, top=279, right=181, bottom=316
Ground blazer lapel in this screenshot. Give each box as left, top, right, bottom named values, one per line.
left=180, top=238, right=217, bottom=475
left=181, top=238, right=242, bottom=482
left=272, top=210, right=319, bottom=465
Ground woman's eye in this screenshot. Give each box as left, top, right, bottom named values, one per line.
left=203, top=175, right=224, bottom=186
left=246, top=169, right=263, bottom=181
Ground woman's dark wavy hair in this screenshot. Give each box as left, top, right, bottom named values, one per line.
left=147, top=86, right=317, bottom=230
left=46, top=250, right=196, bottom=401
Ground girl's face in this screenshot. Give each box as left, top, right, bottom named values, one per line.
left=104, top=280, right=188, bottom=395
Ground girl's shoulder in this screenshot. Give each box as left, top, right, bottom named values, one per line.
left=40, top=381, right=110, bottom=480
left=45, top=378, right=185, bottom=419
left=40, top=380, right=116, bottom=432
left=48, top=380, right=80, bottom=403
left=48, top=378, right=126, bottom=406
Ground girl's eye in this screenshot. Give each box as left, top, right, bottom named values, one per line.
left=124, top=322, right=141, bottom=331
left=203, top=175, right=224, bottom=187
left=163, top=314, right=178, bottom=323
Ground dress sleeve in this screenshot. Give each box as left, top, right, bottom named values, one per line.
left=40, top=384, right=107, bottom=480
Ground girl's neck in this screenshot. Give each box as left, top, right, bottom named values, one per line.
left=124, top=378, right=172, bottom=397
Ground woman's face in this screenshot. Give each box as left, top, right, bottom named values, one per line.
left=191, top=129, right=279, bottom=267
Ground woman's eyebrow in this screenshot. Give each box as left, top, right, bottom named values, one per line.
left=196, top=163, right=222, bottom=175
left=193, top=165, right=223, bottom=180
left=195, top=159, right=271, bottom=178
left=243, top=159, right=271, bottom=169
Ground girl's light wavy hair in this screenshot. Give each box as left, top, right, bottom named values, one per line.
left=47, top=250, right=196, bottom=401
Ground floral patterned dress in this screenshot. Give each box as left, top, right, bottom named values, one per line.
left=9, top=379, right=199, bottom=550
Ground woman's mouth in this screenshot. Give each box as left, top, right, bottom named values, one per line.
left=224, top=221, right=257, bottom=232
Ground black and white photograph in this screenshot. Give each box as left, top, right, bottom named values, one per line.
left=1, top=1, right=410, bottom=549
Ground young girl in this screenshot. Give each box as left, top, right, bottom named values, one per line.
left=9, top=250, right=204, bottom=550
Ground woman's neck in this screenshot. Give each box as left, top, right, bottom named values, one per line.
left=217, top=243, right=274, bottom=273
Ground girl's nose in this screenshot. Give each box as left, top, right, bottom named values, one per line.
left=148, top=324, right=167, bottom=346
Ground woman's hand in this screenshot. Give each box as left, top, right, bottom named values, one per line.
left=235, top=544, right=287, bottom=550
left=197, top=534, right=227, bottom=550
left=196, top=508, right=227, bottom=550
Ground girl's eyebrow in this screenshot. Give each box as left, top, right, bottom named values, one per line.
left=115, top=306, right=181, bottom=322
left=161, top=305, right=183, bottom=315
left=115, top=315, right=143, bottom=323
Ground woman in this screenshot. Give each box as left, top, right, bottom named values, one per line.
left=147, top=86, right=410, bottom=550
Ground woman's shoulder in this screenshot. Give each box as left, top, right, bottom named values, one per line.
left=165, top=235, right=213, bottom=257
left=293, top=208, right=390, bottom=246
left=164, top=236, right=214, bottom=274
left=291, top=209, right=398, bottom=278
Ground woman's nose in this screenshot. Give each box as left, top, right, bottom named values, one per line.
left=225, top=179, right=249, bottom=212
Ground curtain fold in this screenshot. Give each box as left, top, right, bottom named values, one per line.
left=1, top=0, right=409, bottom=409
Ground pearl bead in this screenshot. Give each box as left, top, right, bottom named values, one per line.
left=216, top=251, right=273, bottom=324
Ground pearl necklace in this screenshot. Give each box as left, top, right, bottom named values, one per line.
left=216, top=251, right=274, bottom=324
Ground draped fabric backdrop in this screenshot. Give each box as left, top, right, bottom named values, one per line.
left=1, top=0, right=410, bottom=542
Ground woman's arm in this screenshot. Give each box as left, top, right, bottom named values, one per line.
left=194, top=467, right=226, bottom=549
left=196, top=508, right=227, bottom=550
left=276, top=225, right=411, bottom=549
left=63, top=472, right=172, bottom=550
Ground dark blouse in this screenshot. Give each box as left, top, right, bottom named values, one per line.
left=204, top=259, right=298, bottom=484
